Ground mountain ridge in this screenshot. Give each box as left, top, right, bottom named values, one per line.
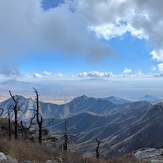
left=0, top=94, right=163, bottom=158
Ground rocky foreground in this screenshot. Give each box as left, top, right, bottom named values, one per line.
left=2, top=148, right=163, bottom=163
left=134, top=148, right=163, bottom=163
left=0, top=152, right=63, bottom=163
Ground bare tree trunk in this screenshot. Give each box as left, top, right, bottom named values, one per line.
left=14, top=107, right=18, bottom=139
left=33, top=88, right=43, bottom=144
left=38, top=117, right=43, bottom=144
left=0, top=108, right=3, bottom=116
left=9, top=91, right=19, bottom=140
left=8, top=113, right=11, bottom=141
left=95, top=138, right=101, bottom=159
left=63, top=119, right=68, bottom=151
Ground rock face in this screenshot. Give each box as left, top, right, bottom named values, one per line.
left=134, top=148, right=163, bottom=163
left=0, top=152, right=55, bottom=163
left=0, top=152, right=18, bottom=163
left=0, top=152, right=6, bottom=162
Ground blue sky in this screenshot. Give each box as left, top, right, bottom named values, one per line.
left=0, top=0, right=163, bottom=81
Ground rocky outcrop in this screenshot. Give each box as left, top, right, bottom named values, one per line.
left=0, top=152, right=18, bottom=163
left=134, top=148, right=163, bottom=163
left=0, top=152, right=61, bottom=163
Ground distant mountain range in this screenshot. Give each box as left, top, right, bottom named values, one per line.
left=1, top=79, right=163, bottom=105
left=139, top=95, right=163, bottom=104
left=100, top=96, right=130, bottom=104
left=1, top=94, right=163, bottom=158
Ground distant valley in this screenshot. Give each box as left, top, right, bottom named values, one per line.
left=1, top=79, right=163, bottom=105
left=1, top=94, right=163, bottom=158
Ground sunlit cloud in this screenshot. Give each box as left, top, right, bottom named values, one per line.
left=122, top=67, right=132, bottom=74
left=78, top=71, right=114, bottom=78
left=158, top=63, right=163, bottom=73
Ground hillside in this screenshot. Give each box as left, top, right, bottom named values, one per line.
left=1, top=95, right=163, bottom=158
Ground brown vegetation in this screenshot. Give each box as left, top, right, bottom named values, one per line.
left=0, top=114, right=139, bottom=162
left=0, top=138, right=54, bottom=162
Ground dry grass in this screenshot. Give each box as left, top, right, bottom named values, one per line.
left=0, top=137, right=139, bottom=163
left=84, top=155, right=138, bottom=163
left=0, top=138, right=56, bottom=162
left=0, top=118, right=139, bottom=163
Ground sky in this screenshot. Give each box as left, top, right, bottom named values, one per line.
left=0, top=0, right=163, bottom=81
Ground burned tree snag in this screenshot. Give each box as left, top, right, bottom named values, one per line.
left=62, top=119, right=75, bottom=151
left=20, top=112, right=36, bottom=140
left=9, top=91, right=19, bottom=140
left=95, top=138, right=102, bottom=159
left=63, top=119, right=68, bottom=151
left=33, top=88, right=43, bottom=144
left=0, top=108, right=3, bottom=116
left=8, top=106, right=12, bottom=141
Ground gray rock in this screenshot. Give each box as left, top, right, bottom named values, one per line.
left=151, top=160, right=163, bottom=163
left=45, top=160, right=53, bottom=163
left=0, top=152, right=6, bottom=163
left=54, top=157, right=63, bottom=162
left=134, top=148, right=163, bottom=162
left=5, top=155, right=18, bottom=163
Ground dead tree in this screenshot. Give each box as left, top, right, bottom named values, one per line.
left=20, top=110, right=36, bottom=139
left=63, top=119, right=68, bottom=151
left=7, top=105, right=12, bottom=141
left=33, top=88, right=43, bottom=144
left=95, top=138, right=102, bottom=159
left=20, top=113, right=35, bottom=140
left=62, top=119, right=75, bottom=151
left=0, top=108, right=3, bottom=116
left=29, top=88, right=54, bottom=144
left=9, top=91, right=20, bottom=139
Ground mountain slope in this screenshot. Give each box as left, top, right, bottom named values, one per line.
left=47, top=101, right=153, bottom=157
left=1, top=95, right=162, bottom=158
left=139, top=95, right=163, bottom=104
left=101, top=96, right=130, bottom=104
left=0, top=95, right=60, bottom=120
left=0, top=95, right=118, bottom=120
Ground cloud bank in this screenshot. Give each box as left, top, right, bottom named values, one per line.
left=1, top=0, right=163, bottom=78
left=0, top=0, right=113, bottom=78
left=73, top=0, right=163, bottom=62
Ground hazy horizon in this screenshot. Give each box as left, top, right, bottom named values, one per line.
left=0, top=78, right=163, bottom=104
left=0, top=0, right=163, bottom=103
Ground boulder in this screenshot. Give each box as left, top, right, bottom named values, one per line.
left=134, top=148, right=163, bottom=162
left=54, top=157, right=63, bottom=162
left=151, top=160, right=163, bottom=163
left=0, top=152, right=6, bottom=163
left=5, top=155, right=18, bottom=163
left=45, top=160, right=53, bottom=163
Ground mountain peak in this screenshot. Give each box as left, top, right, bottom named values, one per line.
left=74, top=95, right=89, bottom=101
left=139, top=95, right=162, bottom=104
left=80, top=95, right=89, bottom=99
left=101, top=96, right=129, bottom=104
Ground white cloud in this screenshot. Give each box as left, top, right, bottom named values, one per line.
left=33, top=73, right=42, bottom=78
left=73, top=0, right=163, bottom=62
left=78, top=71, right=114, bottom=78
left=43, top=71, right=52, bottom=76
left=150, top=50, right=163, bottom=62
left=0, top=0, right=113, bottom=72
left=135, top=70, right=144, bottom=77
left=54, top=73, right=64, bottom=77
left=1, top=0, right=163, bottom=77
left=158, top=63, right=163, bottom=73
left=123, top=67, right=132, bottom=74
left=33, top=71, right=64, bottom=79
left=151, top=65, right=157, bottom=71
left=0, top=65, right=20, bottom=79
